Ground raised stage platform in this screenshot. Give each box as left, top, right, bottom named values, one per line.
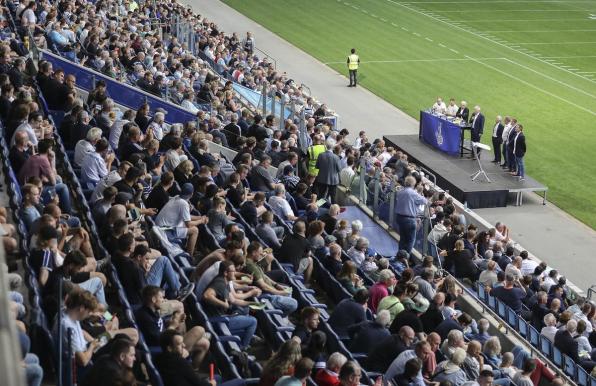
left=384, top=135, right=548, bottom=208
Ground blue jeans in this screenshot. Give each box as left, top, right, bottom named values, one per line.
left=24, top=353, right=43, bottom=386
left=228, top=315, right=257, bottom=349
left=269, top=295, right=298, bottom=317
left=396, top=215, right=417, bottom=254
left=42, top=182, right=72, bottom=214
left=78, top=277, right=106, bottom=305
left=516, top=156, right=525, bottom=177
left=146, top=255, right=181, bottom=292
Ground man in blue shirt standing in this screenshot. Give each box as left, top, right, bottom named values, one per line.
left=394, top=176, right=427, bottom=254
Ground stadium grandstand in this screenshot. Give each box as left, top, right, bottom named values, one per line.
left=0, top=1, right=595, bottom=386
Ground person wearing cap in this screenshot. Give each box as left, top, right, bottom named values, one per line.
left=81, top=138, right=116, bottom=189
left=155, top=183, right=207, bottom=255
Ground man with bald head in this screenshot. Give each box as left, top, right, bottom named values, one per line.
left=424, top=332, right=442, bottom=378
left=421, top=292, right=445, bottom=334
left=367, top=325, right=416, bottom=372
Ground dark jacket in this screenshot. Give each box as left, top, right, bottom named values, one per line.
left=328, top=298, right=367, bottom=337
left=155, top=351, right=211, bottom=386
left=348, top=321, right=390, bottom=353
left=513, top=132, right=526, bottom=157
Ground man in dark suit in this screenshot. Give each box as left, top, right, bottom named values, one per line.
left=469, top=105, right=485, bottom=158
left=512, top=124, right=526, bottom=180
left=315, top=139, right=342, bottom=203
left=455, top=101, right=469, bottom=122
left=491, top=115, right=504, bottom=163
left=506, top=119, right=518, bottom=172
left=554, top=320, right=579, bottom=362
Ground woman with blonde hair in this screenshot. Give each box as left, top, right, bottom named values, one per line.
left=259, top=339, right=302, bottom=386
left=482, top=337, right=502, bottom=368
left=337, top=261, right=366, bottom=295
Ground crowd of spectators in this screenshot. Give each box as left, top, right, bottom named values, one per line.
left=0, top=0, right=593, bottom=386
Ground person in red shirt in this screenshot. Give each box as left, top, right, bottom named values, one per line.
left=315, top=352, right=348, bottom=386
left=368, top=269, right=396, bottom=313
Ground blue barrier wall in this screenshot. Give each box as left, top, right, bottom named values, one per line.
left=40, top=50, right=206, bottom=125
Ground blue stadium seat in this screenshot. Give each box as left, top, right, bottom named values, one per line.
left=518, top=318, right=529, bottom=339
left=528, top=325, right=540, bottom=347
left=496, top=299, right=507, bottom=319
left=552, top=346, right=563, bottom=367
left=563, top=354, right=577, bottom=379
left=539, top=336, right=553, bottom=358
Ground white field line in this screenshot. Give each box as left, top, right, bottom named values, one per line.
left=447, top=19, right=593, bottom=22
left=484, top=29, right=596, bottom=33
left=433, top=9, right=594, bottom=12
left=516, top=42, right=596, bottom=44
left=322, top=57, right=505, bottom=65
left=464, top=56, right=596, bottom=116
left=384, top=0, right=596, bottom=86
left=398, top=0, right=596, bottom=2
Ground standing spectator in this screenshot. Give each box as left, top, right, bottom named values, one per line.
left=315, top=138, right=342, bottom=203
left=512, top=124, right=526, bottom=181
left=394, top=176, right=427, bottom=254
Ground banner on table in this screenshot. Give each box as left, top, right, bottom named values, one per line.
left=419, top=111, right=462, bottom=155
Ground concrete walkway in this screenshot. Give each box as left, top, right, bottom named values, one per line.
left=184, top=0, right=596, bottom=291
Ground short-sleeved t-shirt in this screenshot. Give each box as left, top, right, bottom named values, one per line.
left=203, top=276, right=229, bottom=317
left=155, top=196, right=191, bottom=228
left=55, top=313, right=87, bottom=358
left=18, top=154, right=53, bottom=185
left=491, top=286, right=526, bottom=313
left=244, top=260, right=273, bottom=287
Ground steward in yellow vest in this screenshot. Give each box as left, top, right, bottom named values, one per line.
left=307, top=135, right=326, bottom=176
left=347, top=48, right=360, bottom=87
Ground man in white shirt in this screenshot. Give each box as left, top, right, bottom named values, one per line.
left=90, top=161, right=132, bottom=203
left=268, top=184, right=297, bottom=221
left=74, top=127, right=102, bottom=167
left=432, top=97, right=447, bottom=114
left=500, top=116, right=513, bottom=167
left=520, top=251, right=538, bottom=276
left=147, top=111, right=166, bottom=141
left=353, top=130, right=367, bottom=149
left=109, top=110, right=134, bottom=151
left=445, top=98, right=458, bottom=117
left=340, top=156, right=356, bottom=188
left=504, top=256, right=523, bottom=281
left=80, top=138, right=115, bottom=189
left=155, top=183, right=207, bottom=255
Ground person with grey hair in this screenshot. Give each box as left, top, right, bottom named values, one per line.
left=314, top=136, right=342, bottom=203
left=315, top=352, right=348, bottom=386
left=148, top=111, right=166, bottom=140
left=554, top=319, right=579, bottom=362
left=466, top=318, right=491, bottom=345
left=490, top=273, right=526, bottom=313
left=541, top=313, right=558, bottom=343
left=74, top=126, right=103, bottom=167
left=347, top=309, right=391, bottom=354
left=394, top=175, right=427, bottom=254
left=434, top=347, right=468, bottom=385
left=268, top=184, right=298, bottom=222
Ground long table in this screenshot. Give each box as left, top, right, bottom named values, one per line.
left=419, top=110, right=470, bottom=157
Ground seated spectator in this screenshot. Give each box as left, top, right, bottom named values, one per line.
left=244, top=241, right=298, bottom=316
left=292, top=183, right=316, bottom=211
left=490, top=273, right=526, bottom=313
left=207, top=197, right=235, bottom=243
left=348, top=310, right=391, bottom=353
left=280, top=164, right=300, bottom=194
left=308, top=220, right=326, bottom=254
left=393, top=358, right=423, bottom=386
left=269, top=184, right=298, bottom=222
left=462, top=340, right=485, bottom=382
left=74, top=127, right=102, bottom=167
left=554, top=319, right=579, bottom=362
left=250, top=155, right=275, bottom=192
left=145, top=172, right=175, bottom=212
left=368, top=269, right=396, bottom=313
left=483, top=337, right=503, bottom=369
left=531, top=291, right=549, bottom=329
left=322, top=243, right=343, bottom=277
left=259, top=339, right=302, bottom=386
left=302, top=331, right=328, bottom=370
left=136, top=286, right=210, bottom=368
left=9, top=130, right=31, bottom=173
left=466, top=318, right=492, bottom=345
left=314, top=352, right=348, bottom=386
left=278, top=221, right=313, bottom=282
left=478, top=260, right=499, bottom=288
left=541, top=313, right=558, bottom=343
left=435, top=313, right=473, bottom=342
left=420, top=292, right=445, bottom=334
left=347, top=237, right=377, bottom=273
left=328, top=289, right=368, bottom=337
left=80, top=338, right=137, bottom=386
left=368, top=326, right=416, bottom=373
left=505, top=256, right=523, bottom=281
left=256, top=211, right=284, bottom=250
left=202, top=261, right=259, bottom=349
left=53, top=290, right=101, bottom=384
left=292, top=307, right=322, bottom=348
left=81, top=139, right=115, bottom=189
left=240, top=191, right=267, bottom=227
left=445, top=239, right=478, bottom=281
left=385, top=341, right=432, bottom=384
left=155, top=329, right=213, bottom=386
left=433, top=347, right=467, bottom=385
left=336, top=261, right=365, bottom=295
left=20, top=183, right=42, bottom=231
left=389, top=296, right=427, bottom=335
left=413, top=268, right=438, bottom=303
left=274, top=358, right=314, bottom=386
left=155, top=183, right=207, bottom=255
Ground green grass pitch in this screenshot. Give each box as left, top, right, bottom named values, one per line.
left=223, top=0, right=596, bottom=229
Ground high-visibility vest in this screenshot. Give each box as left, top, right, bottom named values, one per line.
left=307, top=144, right=326, bottom=176
left=348, top=54, right=359, bottom=70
